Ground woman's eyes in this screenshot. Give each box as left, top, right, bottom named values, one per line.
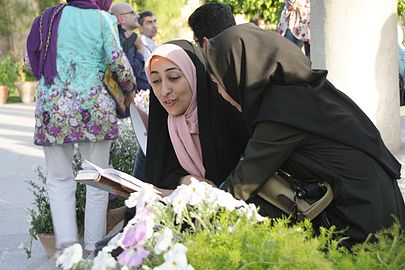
left=151, top=76, right=181, bottom=84
left=169, top=76, right=180, bottom=81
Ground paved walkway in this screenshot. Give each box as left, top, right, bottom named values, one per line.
left=0, top=102, right=404, bottom=270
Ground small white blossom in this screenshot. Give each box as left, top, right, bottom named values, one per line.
left=18, top=243, right=24, bottom=250
left=164, top=187, right=189, bottom=218
left=216, top=190, right=245, bottom=211
left=154, top=227, right=173, bottom=255
left=92, top=248, right=117, bottom=270
left=56, top=243, right=82, bottom=270
left=227, top=225, right=236, bottom=233
left=237, top=203, right=265, bottom=222
left=125, top=185, right=162, bottom=210
left=153, top=243, right=194, bottom=270
left=186, top=178, right=209, bottom=206
left=31, top=163, right=40, bottom=172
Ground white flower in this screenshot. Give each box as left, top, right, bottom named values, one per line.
left=227, top=225, right=236, bottom=233
left=92, top=248, right=117, bottom=270
left=153, top=243, right=194, bottom=270
left=171, top=193, right=188, bottom=220
left=215, top=189, right=246, bottom=211
left=18, top=243, right=24, bottom=250
left=125, top=185, right=162, bottom=210
left=186, top=178, right=208, bottom=206
left=56, top=243, right=82, bottom=270
left=134, top=89, right=150, bottom=114
left=237, top=203, right=265, bottom=222
left=31, top=163, right=40, bottom=172
left=154, top=227, right=173, bottom=255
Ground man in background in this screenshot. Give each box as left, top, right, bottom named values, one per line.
left=111, top=2, right=149, bottom=91
left=188, top=2, right=236, bottom=49
left=138, top=10, right=158, bottom=60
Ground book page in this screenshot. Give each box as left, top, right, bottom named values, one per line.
left=75, top=169, right=99, bottom=181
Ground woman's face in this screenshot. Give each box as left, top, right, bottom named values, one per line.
left=149, top=56, right=192, bottom=116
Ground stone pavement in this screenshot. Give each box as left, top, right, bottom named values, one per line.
left=0, top=102, right=404, bottom=270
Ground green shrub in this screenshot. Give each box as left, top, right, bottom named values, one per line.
left=0, top=54, right=18, bottom=87
left=186, top=218, right=334, bottom=270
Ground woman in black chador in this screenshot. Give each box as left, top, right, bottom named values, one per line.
left=204, top=23, right=405, bottom=247
left=145, top=40, right=249, bottom=191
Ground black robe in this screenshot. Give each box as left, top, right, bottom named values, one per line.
left=205, top=23, right=405, bottom=246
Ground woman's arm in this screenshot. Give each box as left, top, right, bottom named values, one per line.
left=222, top=121, right=306, bottom=201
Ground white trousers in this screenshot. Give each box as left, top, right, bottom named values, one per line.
left=43, top=141, right=111, bottom=251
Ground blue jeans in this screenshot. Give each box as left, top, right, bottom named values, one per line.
left=284, top=29, right=304, bottom=48
left=284, top=29, right=310, bottom=59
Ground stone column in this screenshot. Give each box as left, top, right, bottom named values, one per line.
left=311, top=0, right=401, bottom=150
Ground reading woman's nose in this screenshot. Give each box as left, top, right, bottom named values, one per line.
left=161, top=81, right=171, bottom=96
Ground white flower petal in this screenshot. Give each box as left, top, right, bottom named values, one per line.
left=92, top=248, right=117, bottom=270
left=56, top=243, right=82, bottom=270
left=154, top=227, right=173, bottom=255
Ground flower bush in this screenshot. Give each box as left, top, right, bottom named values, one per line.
left=134, top=89, right=150, bottom=114
left=56, top=179, right=405, bottom=270
left=109, top=117, right=138, bottom=175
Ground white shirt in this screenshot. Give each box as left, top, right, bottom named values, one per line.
left=140, top=34, right=158, bottom=60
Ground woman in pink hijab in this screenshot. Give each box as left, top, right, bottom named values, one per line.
left=143, top=40, right=249, bottom=195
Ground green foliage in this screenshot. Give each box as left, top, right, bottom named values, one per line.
left=17, top=59, right=37, bottom=82
left=0, top=55, right=19, bottom=87
left=186, top=217, right=334, bottom=270
left=185, top=217, right=405, bottom=270
left=0, top=0, right=14, bottom=37
left=26, top=167, right=53, bottom=237
left=399, top=0, right=405, bottom=16
left=0, top=0, right=38, bottom=39
left=206, top=0, right=285, bottom=26
left=37, top=0, right=62, bottom=14
left=399, top=0, right=405, bottom=28
left=349, top=222, right=405, bottom=269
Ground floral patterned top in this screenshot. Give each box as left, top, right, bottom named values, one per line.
left=276, top=0, right=310, bottom=42
left=34, top=7, right=136, bottom=146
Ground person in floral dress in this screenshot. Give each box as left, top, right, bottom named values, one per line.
left=26, top=0, right=136, bottom=255
left=276, top=0, right=310, bottom=58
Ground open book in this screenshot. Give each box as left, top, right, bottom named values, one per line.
left=75, top=160, right=158, bottom=198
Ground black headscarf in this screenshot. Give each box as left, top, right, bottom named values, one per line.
left=205, top=23, right=401, bottom=179
left=145, top=40, right=250, bottom=189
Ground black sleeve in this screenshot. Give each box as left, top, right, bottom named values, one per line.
left=222, top=121, right=306, bottom=200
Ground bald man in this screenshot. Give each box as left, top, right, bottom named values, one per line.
left=111, top=2, right=149, bottom=91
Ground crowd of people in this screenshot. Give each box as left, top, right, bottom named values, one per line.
left=26, top=0, right=404, bottom=259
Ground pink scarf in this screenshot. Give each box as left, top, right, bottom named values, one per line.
left=145, top=44, right=205, bottom=177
